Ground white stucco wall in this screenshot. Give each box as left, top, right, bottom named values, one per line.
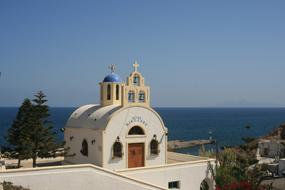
left=0, top=165, right=165, bottom=190
left=64, top=128, right=103, bottom=166
left=258, top=140, right=285, bottom=158
left=103, top=106, right=167, bottom=170
left=117, top=160, right=214, bottom=190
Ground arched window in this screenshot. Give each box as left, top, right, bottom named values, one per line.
left=107, top=84, right=111, bottom=100
left=128, top=126, right=145, bottom=135
left=100, top=85, right=103, bottom=100
left=128, top=91, right=135, bottom=103
left=116, top=84, right=120, bottom=100
left=80, top=139, right=88, bottom=156
left=139, top=91, right=145, bottom=102
left=133, top=74, right=140, bottom=86
left=200, top=179, right=210, bottom=190
left=150, top=135, right=159, bottom=155
left=113, top=137, right=123, bottom=158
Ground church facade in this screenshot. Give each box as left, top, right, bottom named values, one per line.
left=64, top=62, right=167, bottom=170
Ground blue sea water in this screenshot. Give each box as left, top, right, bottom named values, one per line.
left=1, top=107, right=285, bottom=155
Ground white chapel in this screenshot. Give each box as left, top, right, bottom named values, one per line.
left=0, top=61, right=214, bottom=190
left=64, top=62, right=167, bottom=169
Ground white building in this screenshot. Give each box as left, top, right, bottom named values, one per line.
left=257, top=139, right=285, bottom=159
left=0, top=62, right=215, bottom=190
left=64, top=62, right=167, bottom=170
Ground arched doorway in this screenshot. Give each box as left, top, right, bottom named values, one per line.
left=127, top=126, right=145, bottom=168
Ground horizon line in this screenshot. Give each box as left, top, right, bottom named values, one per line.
left=1, top=106, right=285, bottom=109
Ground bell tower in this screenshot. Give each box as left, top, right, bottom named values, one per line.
left=122, top=61, right=150, bottom=107
left=100, top=65, right=123, bottom=106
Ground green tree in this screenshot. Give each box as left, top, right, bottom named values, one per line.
left=6, top=99, right=34, bottom=168
left=28, top=91, right=59, bottom=167
left=215, top=149, right=246, bottom=187
left=4, top=91, right=62, bottom=168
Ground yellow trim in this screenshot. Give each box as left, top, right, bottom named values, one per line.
left=100, top=82, right=123, bottom=106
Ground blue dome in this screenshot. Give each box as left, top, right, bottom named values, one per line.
left=103, top=73, right=122, bottom=83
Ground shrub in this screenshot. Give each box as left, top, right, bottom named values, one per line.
left=1, top=181, right=30, bottom=190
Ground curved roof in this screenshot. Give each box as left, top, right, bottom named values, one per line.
left=66, top=104, right=166, bottom=132
left=66, top=104, right=122, bottom=129
left=103, top=73, right=122, bottom=83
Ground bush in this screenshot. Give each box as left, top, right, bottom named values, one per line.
left=1, top=181, right=30, bottom=190
left=209, top=149, right=273, bottom=190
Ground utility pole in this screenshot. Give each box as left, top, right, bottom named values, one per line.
left=209, top=130, right=219, bottom=166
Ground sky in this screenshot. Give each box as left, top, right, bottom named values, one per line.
left=0, top=0, right=285, bottom=107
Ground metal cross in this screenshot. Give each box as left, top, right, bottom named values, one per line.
left=109, top=64, right=116, bottom=73
left=133, top=61, right=139, bottom=72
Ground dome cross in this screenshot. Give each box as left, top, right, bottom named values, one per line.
left=109, top=64, right=116, bottom=73
left=133, top=61, right=139, bottom=72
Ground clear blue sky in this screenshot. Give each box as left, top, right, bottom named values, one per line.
left=0, top=0, right=285, bottom=107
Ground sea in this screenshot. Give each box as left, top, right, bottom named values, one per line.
left=1, top=107, right=285, bottom=155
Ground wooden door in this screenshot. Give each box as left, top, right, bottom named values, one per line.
left=128, top=143, right=144, bottom=168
